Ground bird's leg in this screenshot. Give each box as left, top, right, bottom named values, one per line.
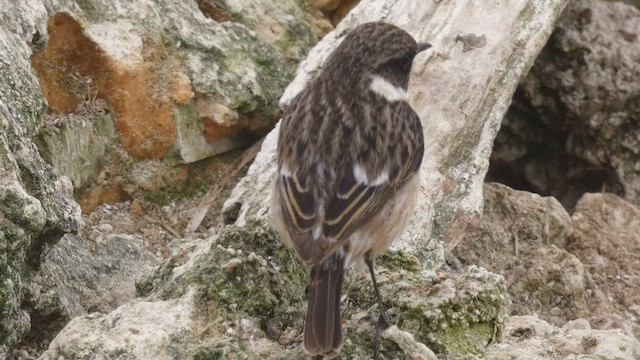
left=365, top=255, right=390, bottom=359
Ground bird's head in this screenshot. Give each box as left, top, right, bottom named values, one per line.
left=323, top=22, right=431, bottom=90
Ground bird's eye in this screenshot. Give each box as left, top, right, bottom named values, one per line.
left=378, top=56, right=411, bottom=74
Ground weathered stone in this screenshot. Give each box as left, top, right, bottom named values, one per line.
left=47, top=218, right=507, bottom=358
left=568, top=193, right=640, bottom=338
left=485, top=315, right=640, bottom=360
left=224, top=0, right=570, bottom=273
left=24, top=234, right=156, bottom=335
left=142, top=220, right=308, bottom=332
left=487, top=0, right=640, bottom=209
left=0, top=0, right=82, bottom=356
left=384, top=266, right=508, bottom=357
left=25, top=0, right=318, bottom=212
left=454, top=183, right=584, bottom=327
left=39, top=288, right=199, bottom=360
left=34, top=0, right=317, bottom=164
left=33, top=113, right=115, bottom=191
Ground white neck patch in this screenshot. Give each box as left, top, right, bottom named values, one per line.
left=369, top=75, right=408, bottom=102
left=353, top=163, right=389, bottom=186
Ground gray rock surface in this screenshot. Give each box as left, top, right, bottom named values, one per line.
left=0, top=0, right=82, bottom=356
left=568, top=193, right=640, bottom=339
left=25, top=234, right=156, bottom=329
left=485, top=315, right=640, bottom=360
left=487, top=0, right=640, bottom=209
left=41, top=219, right=509, bottom=359
left=455, top=183, right=640, bottom=348
left=39, top=288, right=199, bottom=360
left=453, top=183, right=583, bottom=327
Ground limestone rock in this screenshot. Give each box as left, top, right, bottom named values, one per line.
left=39, top=288, right=199, bottom=360
left=455, top=184, right=640, bottom=346
left=568, top=193, right=640, bottom=338
left=25, top=234, right=156, bottom=334
left=224, top=0, right=570, bottom=272
left=23, top=0, right=318, bottom=212
left=485, top=315, right=640, bottom=360
left=48, top=219, right=507, bottom=359
left=487, top=0, right=640, bottom=208
left=34, top=0, right=317, bottom=163
left=453, top=183, right=583, bottom=327
left=0, top=0, right=82, bottom=356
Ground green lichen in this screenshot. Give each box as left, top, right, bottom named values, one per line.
left=1, top=23, right=76, bottom=356
left=379, top=249, right=421, bottom=272
left=192, top=342, right=253, bottom=360
left=93, top=112, right=116, bottom=138
left=136, top=259, right=175, bottom=297
left=431, top=202, right=455, bottom=243
left=0, top=218, right=31, bottom=357
left=394, top=266, right=508, bottom=357
left=154, top=219, right=306, bottom=331
left=193, top=347, right=226, bottom=360
left=34, top=117, right=108, bottom=191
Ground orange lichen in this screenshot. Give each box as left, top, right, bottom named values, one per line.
left=195, top=0, right=233, bottom=22
left=170, top=71, right=195, bottom=104
left=308, top=0, right=360, bottom=26
left=331, top=0, right=359, bottom=24
left=202, top=118, right=243, bottom=141
left=31, top=12, right=180, bottom=160
left=78, top=183, right=132, bottom=213
left=31, top=13, right=107, bottom=113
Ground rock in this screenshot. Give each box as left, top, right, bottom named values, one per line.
left=315, top=264, right=508, bottom=359
left=139, top=220, right=308, bottom=332
left=24, top=234, right=156, bottom=337
left=455, top=184, right=640, bottom=348
left=25, top=0, right=319, bottom=211
left=487, top=0, right=640, bottom=209
left=47, top=219, right=507, bottom=358
left=485, top=315, right=640, bottom=360
left=0, top=0, right=82, bottom=356
left=309, top=0, right=360, bottom=25
left=35, top=0, right=317, bottom=162
left=453, top=183, right=584, bottom=327
left=224, top=0, right=570, bottom=272
left=39, top=288, right=199, bottom=360
left=388, top=266, right=508, bottom=357
left=33, top=112, right=115, bottom=191
left=568, top=193, right=640, bottom=338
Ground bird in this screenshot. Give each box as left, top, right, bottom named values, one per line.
left=270, top=21, right=429, bottom=358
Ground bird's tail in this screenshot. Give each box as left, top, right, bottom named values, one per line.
left=303, top=253, right=344, bottom=357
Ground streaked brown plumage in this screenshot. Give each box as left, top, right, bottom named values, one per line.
left=270, top=21, right=428, bottom=358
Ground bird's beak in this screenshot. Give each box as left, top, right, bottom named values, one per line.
left=417, top=42, right=432, bottom=53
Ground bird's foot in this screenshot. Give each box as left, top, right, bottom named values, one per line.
left=372, top=313, right=392, bottom=359
left=285, top=334, right=303, bottom=346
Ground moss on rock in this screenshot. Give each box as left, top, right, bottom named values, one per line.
left=153, top=219, right=306, bottom=332
left=379, top=249, right=421, bottom=273
left=394, top=266, right=508, bottom=357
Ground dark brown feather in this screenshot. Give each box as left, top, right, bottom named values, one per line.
left=277, top=97, right=423, bottom=265
left=303, top=254, right=344, bottom=356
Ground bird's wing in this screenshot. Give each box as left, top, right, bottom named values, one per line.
left=322, top=101, right=423, bottom=243
left=275, top=98, right=423, bottom=265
